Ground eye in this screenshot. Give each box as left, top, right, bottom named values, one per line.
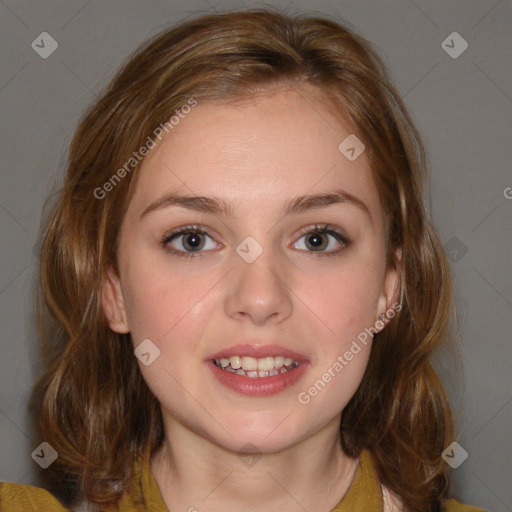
left=292, top=224, right=349, bottom=256
left=160, top=225, right=221, bottom=258
left=160, top=223, right=350, bottom=259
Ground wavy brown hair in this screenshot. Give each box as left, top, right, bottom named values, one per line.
left=31, top=8, right=455, bottom=512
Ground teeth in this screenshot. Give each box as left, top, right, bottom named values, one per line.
left=274, top=356, right=285, bottom=369
left=241, top=356, right=258, bottom=371
left=214, top=355, right=300, bottom=377
left=230, top=356, right=242, bottom=369
left=257, top=357, right=274, bottom=371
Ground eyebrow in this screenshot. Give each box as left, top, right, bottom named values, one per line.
left=139, top=189, right=371, bottom=221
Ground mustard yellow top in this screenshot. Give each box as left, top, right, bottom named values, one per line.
left=0, top=450, right=486, bottom=511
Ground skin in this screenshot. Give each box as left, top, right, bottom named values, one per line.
left=102, top=85, right=399, bottom=512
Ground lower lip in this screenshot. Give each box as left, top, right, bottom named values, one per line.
left=206, top=360, right=309, bottom=397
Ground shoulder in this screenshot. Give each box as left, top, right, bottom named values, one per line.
left=442, top=498, right=487, bottom=512
left=0, top=481, right=71, bottom=511
left=381, top=484, right=487, bottom=512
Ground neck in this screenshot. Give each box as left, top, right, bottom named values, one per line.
left=151, top=416, right=358, bottom=512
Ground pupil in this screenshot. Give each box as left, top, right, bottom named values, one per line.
left=184, top=232, right=203, bottom=250
left=307, top=232, right=326, bottom=250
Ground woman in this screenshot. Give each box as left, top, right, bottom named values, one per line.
left=0, top=8, right=485, bottom=512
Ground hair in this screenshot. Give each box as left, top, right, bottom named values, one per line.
left=31, top=7, right=455, bottom=512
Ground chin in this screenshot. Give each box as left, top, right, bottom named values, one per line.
left=202, top=412, right=309, bottom=454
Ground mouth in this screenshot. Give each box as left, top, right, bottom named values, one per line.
left=207, top=344, right=309, bottom=396
left=212, top=355, right=300, bottom=378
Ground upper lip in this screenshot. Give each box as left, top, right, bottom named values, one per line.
left=208, top=343, right=308, bottom=362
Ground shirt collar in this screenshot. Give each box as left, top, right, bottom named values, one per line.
left=330, top=449, right=383, bottom=512
left=123, top=448, right=382, bottom=511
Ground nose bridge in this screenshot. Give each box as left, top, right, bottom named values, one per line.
left=224, top=235, right=292, bottom=325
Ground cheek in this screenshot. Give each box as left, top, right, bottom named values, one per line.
left=295, top=259, right=383, bottom=349
left=123, top=263, right=216, bottom=405
left=121, top=254, right=215, bottom=350
left=294, top=265, right=378, bottom=414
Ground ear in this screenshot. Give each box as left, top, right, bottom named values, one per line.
left=101, top=266, right=130, bottom=333
left=377, top=248, right=402, bottom=319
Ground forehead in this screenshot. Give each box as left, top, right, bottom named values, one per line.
left=127, top=86, right=381, bottom=220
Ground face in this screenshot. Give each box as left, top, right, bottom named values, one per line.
left=103, top=86, right=398, bottom=454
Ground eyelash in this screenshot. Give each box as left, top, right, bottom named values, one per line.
left=159, top=223, right=350, bottom=259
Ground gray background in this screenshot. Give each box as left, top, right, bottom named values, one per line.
left=0, top=1, right=510, bottom=511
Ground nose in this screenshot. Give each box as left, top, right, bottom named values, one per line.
left=224, top=242, right=293, bottom=326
